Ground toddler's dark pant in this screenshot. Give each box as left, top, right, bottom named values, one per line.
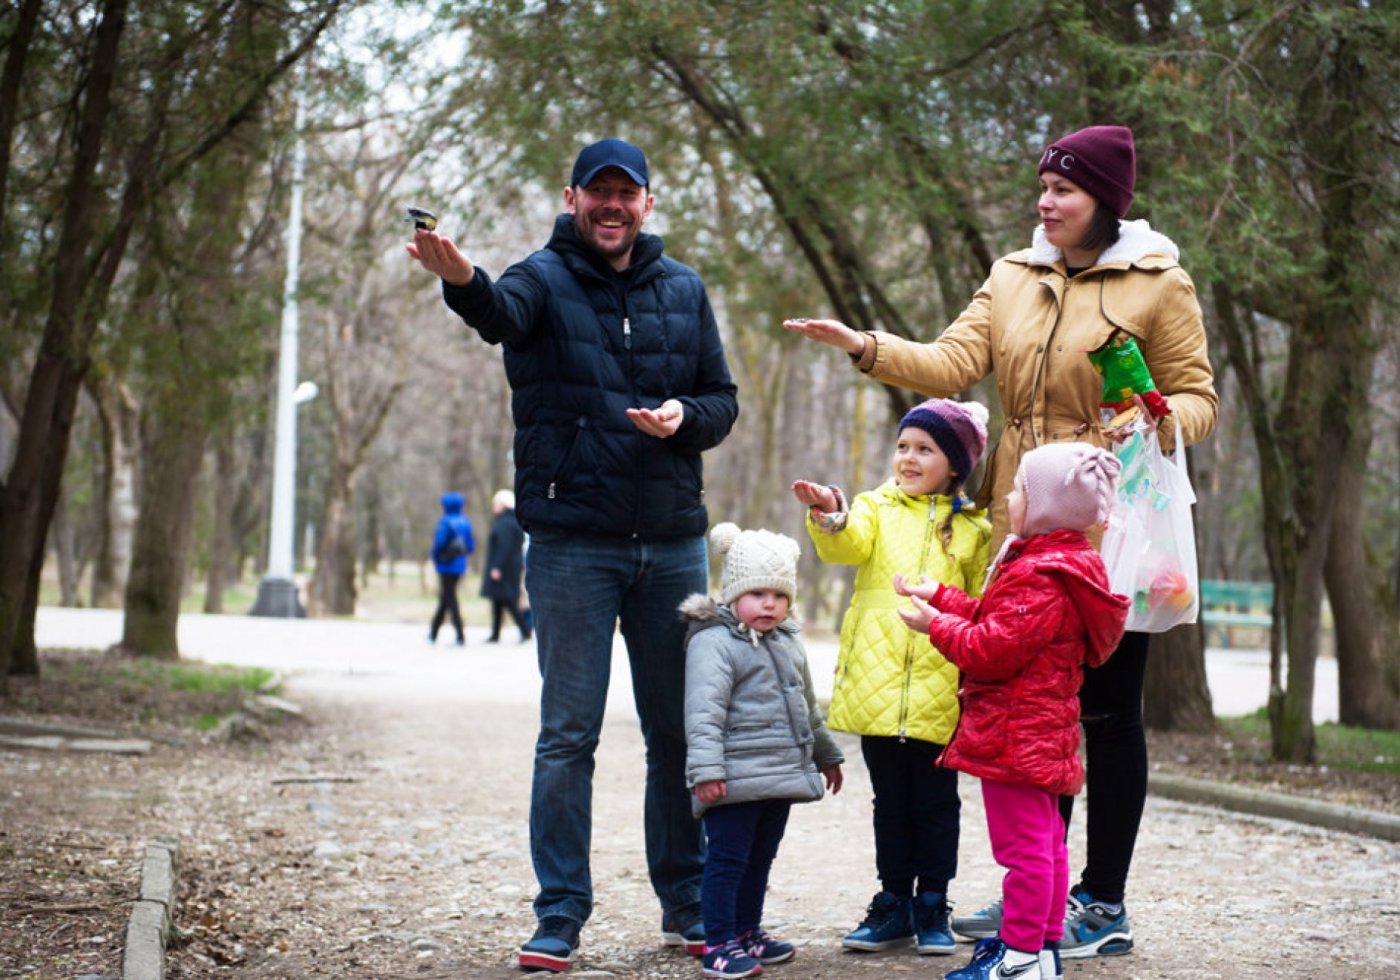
left=700, top=799, right=792, bottom=947
left=861, top=734, right=960, bottom=898
left=430, top=572, right=464, bottom=642
left=1059, top=630, right=1149, bottom=905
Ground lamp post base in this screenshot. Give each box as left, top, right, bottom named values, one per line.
left=250, top=576, right=306, bottom=618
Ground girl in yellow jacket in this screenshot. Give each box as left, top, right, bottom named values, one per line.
left=792, top=397, right=992, bottom=958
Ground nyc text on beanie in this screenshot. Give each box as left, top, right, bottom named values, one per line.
left=710, top=522, right=801, bottom=606
left=1039, top=125, right=1137, bottom=218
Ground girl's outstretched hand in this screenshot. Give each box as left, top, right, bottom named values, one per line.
left=792, top=479, right=839, bottom=512
left=782, top=318, right=866, bottom=356
left=897, top=593, right=936, bottom=634
left=893, top=572, right=939, bottom=602
left=823, top=765, right=844, bottom=795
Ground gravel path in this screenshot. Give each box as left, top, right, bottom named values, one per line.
left=22, top=609, right=1398, bottom=978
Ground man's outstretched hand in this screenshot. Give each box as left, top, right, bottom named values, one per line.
left=406, top=228, right=475, bottom=287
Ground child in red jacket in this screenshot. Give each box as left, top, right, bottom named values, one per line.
left=895, top=442, right=1131, bottom=980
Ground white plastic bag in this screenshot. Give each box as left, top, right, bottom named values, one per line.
left=1100, top=422, right=1199, bottom=632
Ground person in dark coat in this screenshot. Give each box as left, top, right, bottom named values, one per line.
left=407, top=138, right=739, bottom=971
left=480, top=489, right=529, bottom=643
left=429, top=491, right=475, bottom=645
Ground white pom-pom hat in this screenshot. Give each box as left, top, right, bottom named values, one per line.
left=710, top=522, right=802, bottom=606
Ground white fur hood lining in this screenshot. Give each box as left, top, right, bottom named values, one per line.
left=1027, top=218, right=1180, bottom=268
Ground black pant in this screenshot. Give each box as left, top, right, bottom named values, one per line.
left=1059, top=630, right=1149, bottom=905
left=430, top=572, right=464, bottom=642
left=860, top=735, right=960, bottom=898
left=488, top=598, right=530, bottom=641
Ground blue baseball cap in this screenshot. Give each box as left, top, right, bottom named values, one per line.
left=570, top=138, right=649, bottom=188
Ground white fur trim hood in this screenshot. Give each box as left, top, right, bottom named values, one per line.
left=1028, top=218, right=1180, bottom=267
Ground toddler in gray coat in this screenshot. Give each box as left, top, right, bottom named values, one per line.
left=682, top=522, right=844, bottom=979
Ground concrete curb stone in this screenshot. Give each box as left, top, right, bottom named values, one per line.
left=1149, top=771, right=1400, bottom=842
left=123, top=840, right=178, bottom=980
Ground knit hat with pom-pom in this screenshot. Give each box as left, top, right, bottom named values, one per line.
left=1017, top=442, right=1122, bottom=536
left=710, top=522, right=801, bottom=606
left=897, top=398, right=990, bottom=486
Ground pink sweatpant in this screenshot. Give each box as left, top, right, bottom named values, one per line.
left=981, top=778, right=1068, bottom=954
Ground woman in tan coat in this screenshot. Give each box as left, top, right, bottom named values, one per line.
left=785, top=125, right=1217, bottom=968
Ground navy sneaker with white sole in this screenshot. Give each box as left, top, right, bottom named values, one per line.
left=518, top=916, right=581, bottom=973
left=661, top=909, right=706, bottom=956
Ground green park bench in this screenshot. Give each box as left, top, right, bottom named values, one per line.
left=1200, top=578, right=1273, bottom=648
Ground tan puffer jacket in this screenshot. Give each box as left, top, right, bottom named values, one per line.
left=808, top=483, right=992, bottom=744
left=854, top=220, right=1218, bottom=552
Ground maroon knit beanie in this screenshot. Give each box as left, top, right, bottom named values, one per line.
left=898, top=398, right=989, bottom=485
left=1038, top=125, right=1137, bottom=218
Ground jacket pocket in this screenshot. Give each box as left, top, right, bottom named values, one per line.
left=545, top=417, right=591, bottom=498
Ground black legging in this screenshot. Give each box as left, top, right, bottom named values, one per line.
left=1059, top=630, right=1149, bottom=906
left=430, top=572, right=464, bottom=642
left=861, top=734, right=960, bottom=898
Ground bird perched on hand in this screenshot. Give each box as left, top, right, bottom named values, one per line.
left=405, top=207, right=438, bottom=231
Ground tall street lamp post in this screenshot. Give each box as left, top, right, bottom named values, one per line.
left=252, top=90, right=310, bottom=618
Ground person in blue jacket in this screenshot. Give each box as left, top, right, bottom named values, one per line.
left=408, top=138, right=739, bottom=973
left=429, top=491, right=475, bottom=646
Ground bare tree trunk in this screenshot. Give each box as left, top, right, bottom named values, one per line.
left=1144, top=623, right=1215, bottom=733
left=1324, top=437, right=1400, bottom=729
left=89, top=373, right=139, bottom=608
left=119, top=412, right=206, bottom=659
left=0, top=0, right=42, bottom=239
left=52, top=493, right=82, bottom=607
left=204, top=433, right=238, bottom=614
left=311, top=459, right=358, bottom=615
left=0, top=0, right=128, bottom=680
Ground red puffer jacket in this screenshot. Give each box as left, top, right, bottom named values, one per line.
left=924, top=529, right=1130, bottom=795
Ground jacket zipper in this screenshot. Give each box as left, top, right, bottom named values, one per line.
left=765, top=639, right=822, bottom=794
left=1027, top=274, right=1071, bottom=449
left=897, top=498, right=940, bottom=741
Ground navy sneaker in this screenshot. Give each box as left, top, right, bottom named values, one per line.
left=914, top=892, right=957, bottom=955
left=1040, top=940, right=1063, bottom=979
left=702, top=938, right=763, bottom=978
left=1060, top=889, right=1133, bottom=959
left=951, top=897, right=1002, bottom=940
left=743, top=926, right=795, bottom=964
left=518, top=916, right=581, bottom=973
left=661, top=908, right=706, bottom=956
left=942, top=937, right=1041, bottom=979
left=842, top=891, right=914, bottom=951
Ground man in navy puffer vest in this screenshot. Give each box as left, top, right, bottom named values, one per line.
left=409, top=138, right=738, bottom=972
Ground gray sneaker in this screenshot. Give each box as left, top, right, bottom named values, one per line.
left=950, top=897, right=1002, bottom=940
left=1060, top=890, right=1133, bottom=959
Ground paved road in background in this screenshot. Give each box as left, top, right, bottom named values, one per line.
left=34, top=607, right=1338, bottom=722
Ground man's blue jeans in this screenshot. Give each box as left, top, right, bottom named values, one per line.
left=525, top=530, right=707, bottom=926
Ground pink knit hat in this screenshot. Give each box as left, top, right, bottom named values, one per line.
left=1038, top=125, right=1137, bottom=218
left=1017, top=442, right=1121, bottom=535
left=898, top=398, right=990, bottom=485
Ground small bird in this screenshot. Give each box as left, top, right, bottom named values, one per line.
left=405, top=207, right=438, bottom=231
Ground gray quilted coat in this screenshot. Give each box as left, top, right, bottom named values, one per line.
left=681, top=595, right=844, bottom=818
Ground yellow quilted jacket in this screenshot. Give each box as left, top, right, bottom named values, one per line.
left=807, top=481, right=992, bottom=744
